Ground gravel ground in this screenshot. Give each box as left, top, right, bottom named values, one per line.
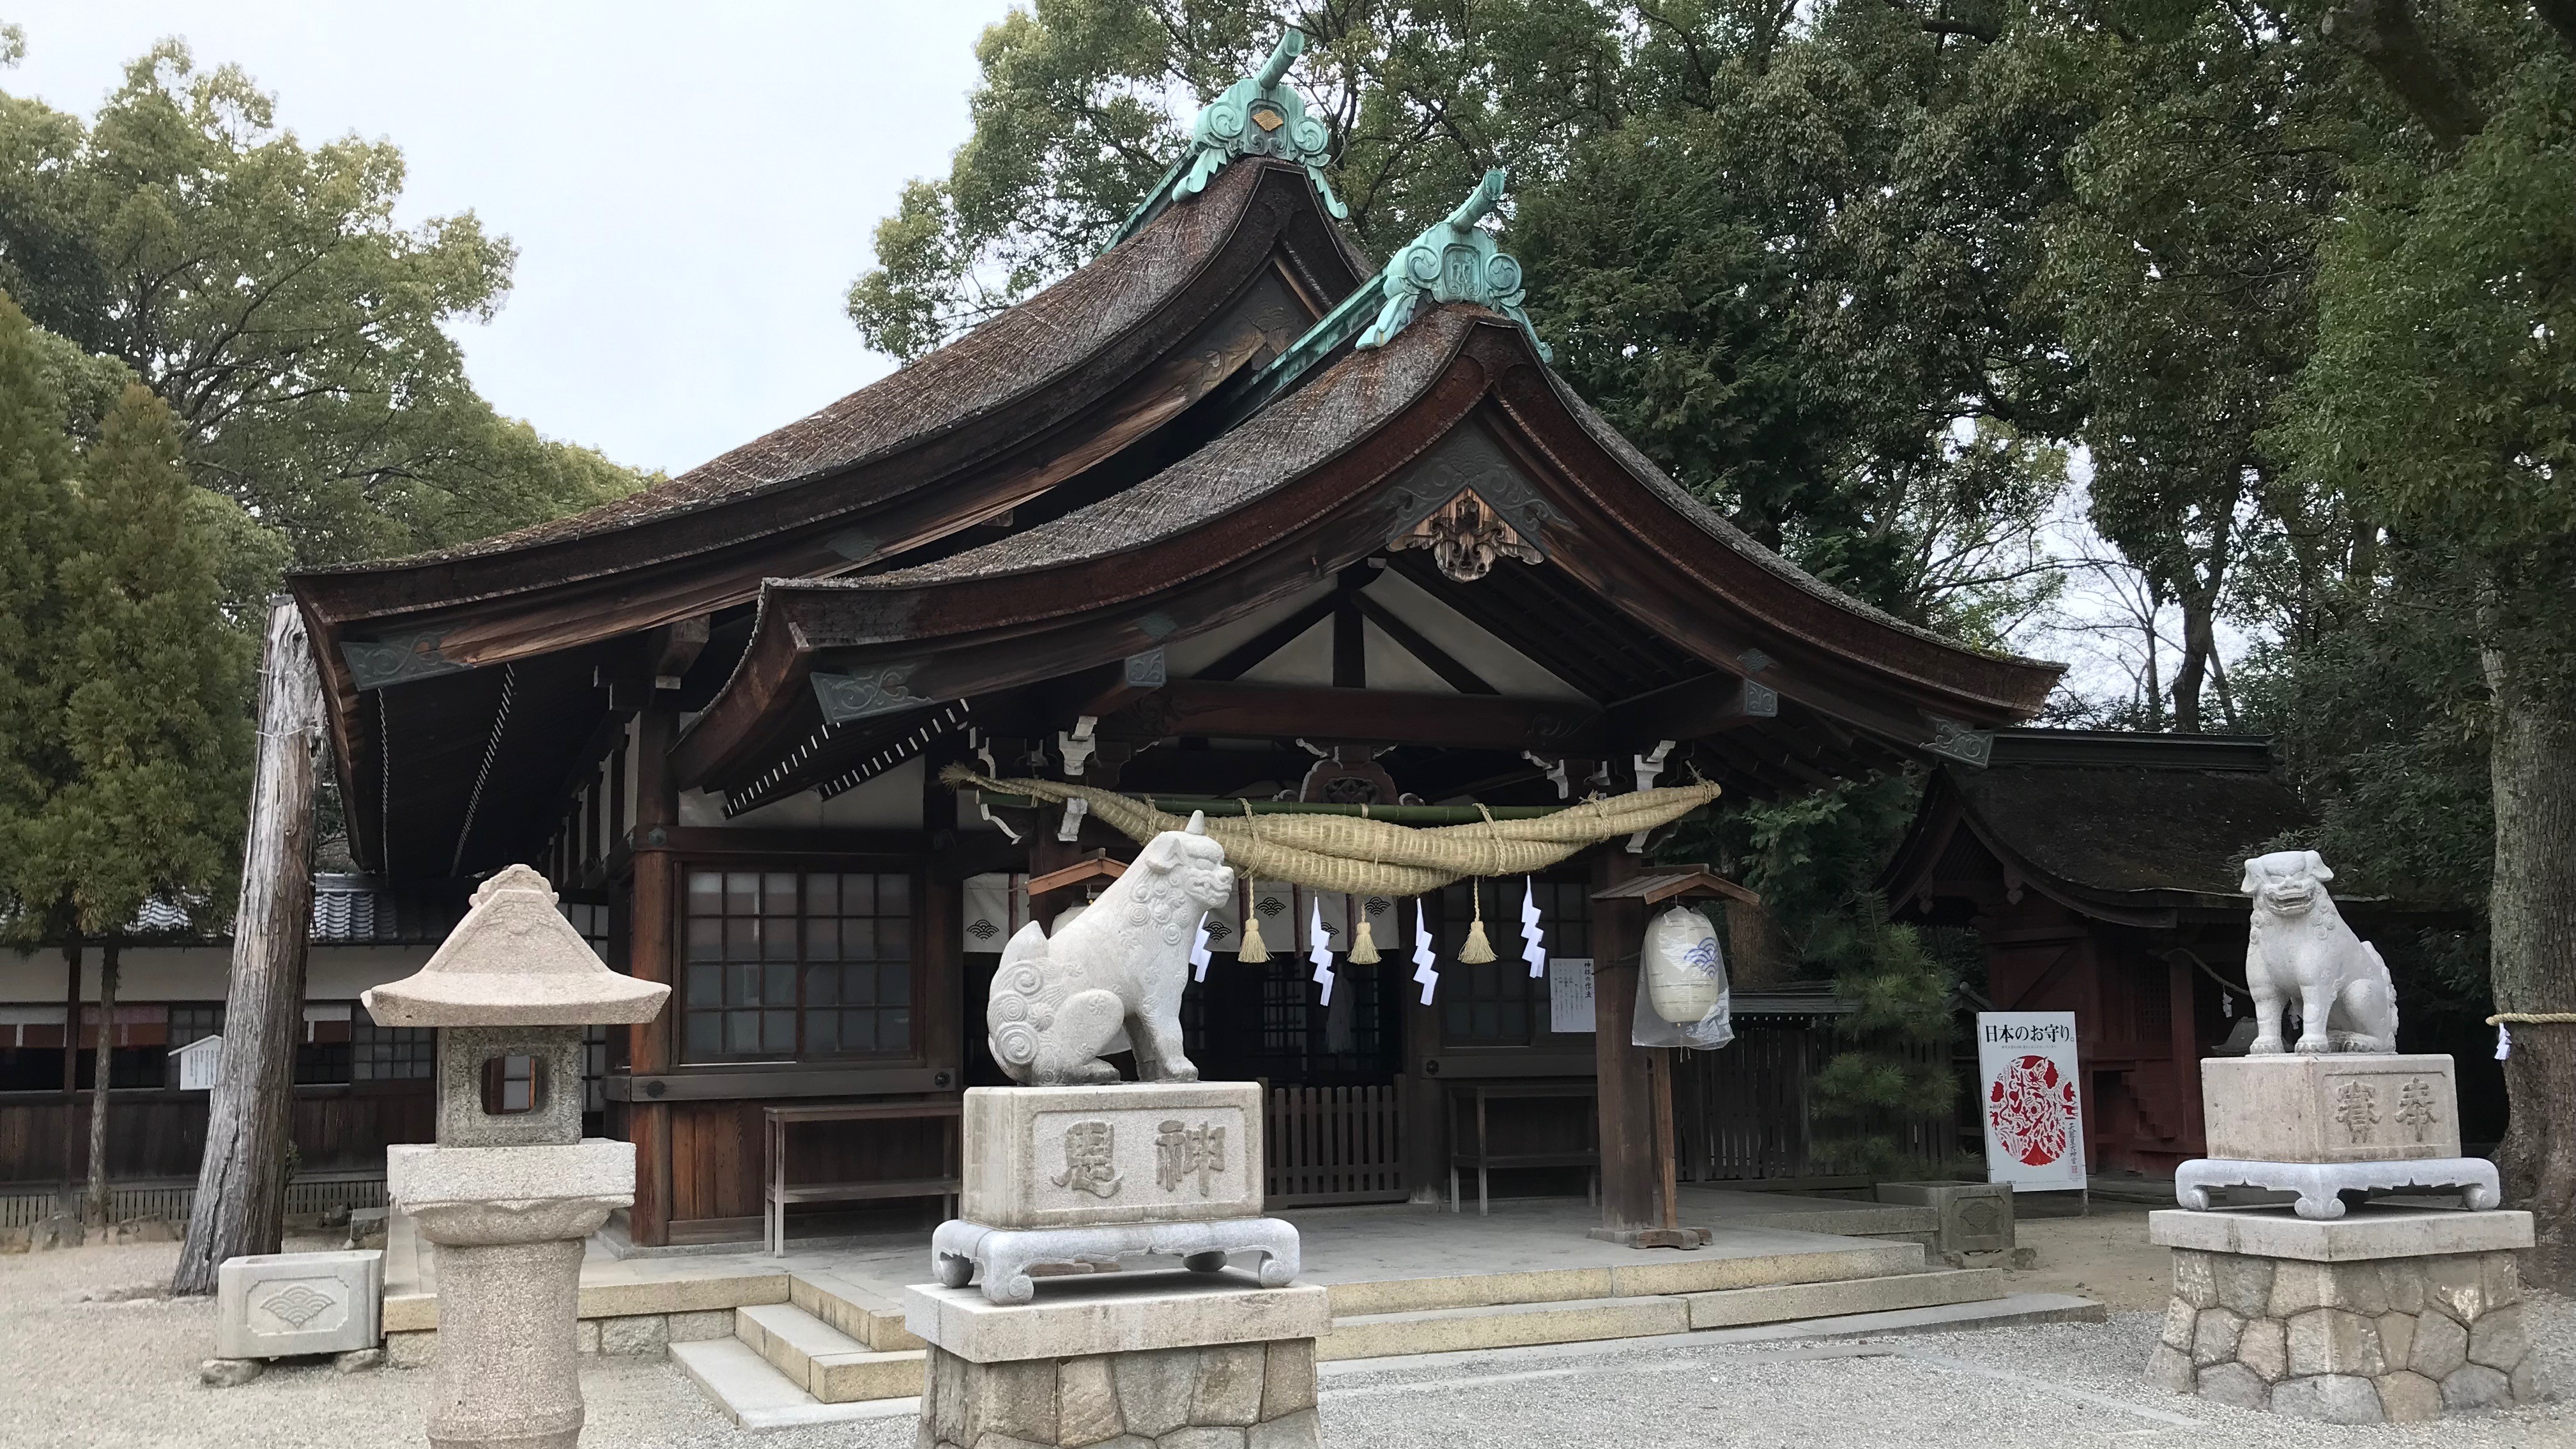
left=8, top=1238, right=2570, bottom=1448
left=1317, top=1307, right=2576, bottom=1449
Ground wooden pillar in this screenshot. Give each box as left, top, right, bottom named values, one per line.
left=2169, top=949, right=2206, bottom=1156
left=626, top=703, right=679, bottom=1247
left=1588, top=848, right=1662, bottom=1237
left=172, top=597, right=321, bottom=1295
left=60, top=940, right=80, bottom=1207
left=921, top=740, right=965, bottom=1087
left=1024, top=808, right=1086, bottom=924
left=1402, top=895, right=1445, bottom=1203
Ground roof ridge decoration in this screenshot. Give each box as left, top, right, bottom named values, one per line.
left=1114, top=27, right=1346, bottom=244
left=1229, top=168, right=1548, bottom=421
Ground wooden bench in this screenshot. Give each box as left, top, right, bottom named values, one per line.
left=1446, top=1080, right=1599, bottom=1215
left=762, top=1098, right=963, bottom=1256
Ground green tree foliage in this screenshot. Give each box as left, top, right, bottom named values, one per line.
left=0, top=291, right=250, bottom=942
left=853, top=1, right=2071, bottom=627
left=2028, top=4, right=2361, bottom=729
left=0, top=293, right=80, bottom=875
left=867, top=1, right=2576, bottom=1211
left=0, top=42, right=641, bottom=591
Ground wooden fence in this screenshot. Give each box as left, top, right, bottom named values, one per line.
left=1670, top=1019, right=1955, bottom=1183
left=0, top=1083, right=432, bottom=1188
left=1264, top=1083, right=1407, bottom=1207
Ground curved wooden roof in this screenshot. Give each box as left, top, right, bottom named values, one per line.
left=1881, top=730, right=2315, bottom=927
left=676, top=306, right=2062, bottom=804
left=295, top=158, right=1370, bottom=876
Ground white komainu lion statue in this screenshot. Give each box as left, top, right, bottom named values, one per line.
left=986, top=812, right=1236, bottom=1085
left=2241, top=850, right=2399, bottom=1055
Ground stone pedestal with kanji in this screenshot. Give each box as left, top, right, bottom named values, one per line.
left=915, top=1080, right=1317, bottom=1447
left=2154, top=1051, right=2533, bottom=1422
left=930, top=1082, right=1300, bottom=1305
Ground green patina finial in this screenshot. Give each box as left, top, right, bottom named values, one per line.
left=1353, top=167, right=1545, bottom=361
left=1227, top=169, right=1548, bottom=420
left=1112, top=28, right=1346, bottom=243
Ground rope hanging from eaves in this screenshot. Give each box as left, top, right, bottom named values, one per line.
left=941, top=767, right=1722, bottom=896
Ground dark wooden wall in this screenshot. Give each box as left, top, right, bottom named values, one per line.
left=0, top=1082, right=433, bottom=1186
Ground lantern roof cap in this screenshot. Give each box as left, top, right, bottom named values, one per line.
left=361, top=866, right=670, bottom=1028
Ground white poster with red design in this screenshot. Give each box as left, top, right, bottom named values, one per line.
left=1976, top=1011, right=2088, bottom=1191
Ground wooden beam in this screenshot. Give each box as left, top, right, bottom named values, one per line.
left=1349, top=593, right=1497, bottom=695
left=1608, top=671, right=1776, bottom=747
left=648, top=615, right=712, bottom=688
left=1102, top=680, right=1604, bottom=753
left=1197, top=592, right=1338, bottom=682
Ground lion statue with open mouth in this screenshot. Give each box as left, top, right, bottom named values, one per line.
left=2240, top=850, right=2398, bottom=1055
left=985, top=812, right=1236, bottom=1085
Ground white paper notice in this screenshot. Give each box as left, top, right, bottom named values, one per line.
left=1975, top=1011, right=2087, bottom=1191
left=1548, top=958, right=1595, bottom=1034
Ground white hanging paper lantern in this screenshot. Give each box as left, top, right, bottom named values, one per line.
left=1643, top=903, right=1726, bottom=1025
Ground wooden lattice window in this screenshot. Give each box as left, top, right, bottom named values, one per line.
left=682, top=869, right=915, bottom=1062
left=1439, top=878, right=1590, bottom=1045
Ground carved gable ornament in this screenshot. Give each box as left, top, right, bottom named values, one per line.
left=1381, top=426, right=1560, bottom=583
left=1392, top=490, right=1542, bottom=583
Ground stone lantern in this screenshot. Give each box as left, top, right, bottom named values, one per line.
left=367, top=866, right=668, bottom=1449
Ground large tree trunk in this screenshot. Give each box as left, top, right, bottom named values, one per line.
left=172, top=597, right=321, bottom=1296
left=81, top=942, right=119, bottom=1229
left=2170, top=590, right=2214, bottom=733
left=2483, top=638, right=2576, bottom=1291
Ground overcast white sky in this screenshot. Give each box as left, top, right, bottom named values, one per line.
left=3, top=1, right=1016, bottom=477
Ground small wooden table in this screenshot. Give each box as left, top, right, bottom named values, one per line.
left=763, top=1098, right=963, bottom=1256
left=1445, top=1080, right=1600, bottom=1215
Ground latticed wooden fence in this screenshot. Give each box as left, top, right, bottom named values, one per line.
left=1671, top=1019, right=1956, bottom=1183
left=1264, top=1083, right=1407, bottom=1206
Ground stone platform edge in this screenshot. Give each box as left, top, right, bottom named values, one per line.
left=2149, top=1207, right=2533, bottom=1262
left=905, top=1279, right=1331, bottom=1363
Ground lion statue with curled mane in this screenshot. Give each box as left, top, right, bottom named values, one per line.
left=2241, top=850, right=2398, bottom=1055
left=986, top=812, right=1236, bottom=1085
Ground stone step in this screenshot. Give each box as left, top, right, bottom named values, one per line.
left=1682, top=1268, right=2007, bottom=1330
left=735, top=1301, right=926, bottom=1403
left=669, top=1337, right=919, bottom=1430
left=1321, top=1294, right=1692, bottom=1360
left=1317, top=1265, right=2008, bottom=1361
left=1319, top=1239, right=1927, bottom=1317
left=788, top=1268, right=925, bottom=1351
left=1696, top=1290, right=2108, bottom=1344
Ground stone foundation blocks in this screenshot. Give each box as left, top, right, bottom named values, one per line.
left=2145, top=1208, right=2537, bottom=1423
left=917, top=1339, right=1324, bottom=1449
left=905, top=1278, right=1330, bottom=1449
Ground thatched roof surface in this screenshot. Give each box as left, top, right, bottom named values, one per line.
left=1954, top=742, right=2311, bottom=901
left=342, top=160, right=1306, bottom=567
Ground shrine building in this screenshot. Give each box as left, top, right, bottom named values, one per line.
left=289, top=56, right=2060, bottom=1251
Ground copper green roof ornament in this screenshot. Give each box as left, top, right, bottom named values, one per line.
left=1223, top=167, right=1549, bottom=422
left=1113, top=27, right=1346, bottom=243
left=1352, top=168, right=1545, bottom=361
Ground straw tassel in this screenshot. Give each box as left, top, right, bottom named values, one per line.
left=1349, top=917, right=1381, bottom=965
left=1237, top=884, right=1271, bottom=963
left=1458, top=881, right=1496, bottom=964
